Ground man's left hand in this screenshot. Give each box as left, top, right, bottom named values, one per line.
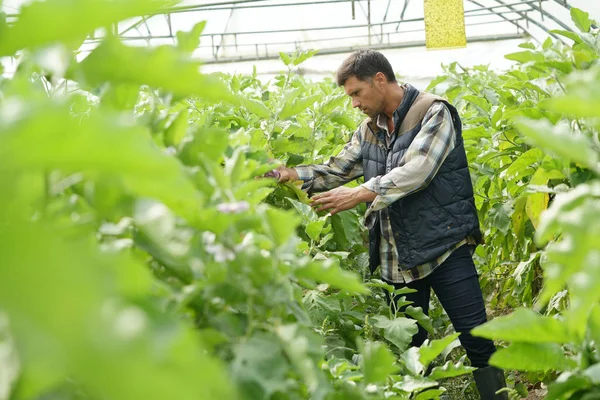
left=310, top=186, right=376, bottom=215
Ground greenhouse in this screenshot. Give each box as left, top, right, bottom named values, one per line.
left=0, top=0, right=599, bottom=399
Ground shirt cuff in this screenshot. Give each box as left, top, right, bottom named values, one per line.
left=293, top=166, right=314, bottom=181
left=361, top=177, right=380, bottom=194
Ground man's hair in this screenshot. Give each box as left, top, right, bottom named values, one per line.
left=336, top=50, right=397, bottom=86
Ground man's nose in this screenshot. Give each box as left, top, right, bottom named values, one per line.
left=352, top=99, right=360, bottom=108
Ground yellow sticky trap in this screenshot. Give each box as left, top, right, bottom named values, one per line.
left=424, top=0, right=467, bottom=49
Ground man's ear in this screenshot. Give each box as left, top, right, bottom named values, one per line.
left=374, top=72, right=387, bottom=87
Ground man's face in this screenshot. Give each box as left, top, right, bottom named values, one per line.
left=343, top=75, right=385, bottom=119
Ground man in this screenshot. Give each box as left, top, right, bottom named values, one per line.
left=273, top=50, right=507, bottom=399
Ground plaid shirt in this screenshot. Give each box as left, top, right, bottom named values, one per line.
left=295, top=101, right=475, bottom=283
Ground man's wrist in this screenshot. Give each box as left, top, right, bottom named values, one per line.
left=356, top=186, right=377, bottom=202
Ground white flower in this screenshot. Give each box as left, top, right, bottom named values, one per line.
left=216, top=201, right=250, bottom=214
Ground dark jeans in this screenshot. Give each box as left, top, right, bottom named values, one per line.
left=385, top=244, right=496, bottom=368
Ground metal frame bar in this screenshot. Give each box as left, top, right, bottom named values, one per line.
left=4, top=0, right=578, bottom=65
left=89, top=18, right=523, bottom=48
left=91, top=10, right=526, bottom=44
left=199, top=33, right=526, bottom=64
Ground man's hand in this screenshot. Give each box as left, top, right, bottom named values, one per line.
left=310, top=186, right=376, bottom=215
left=276, top=166, right=299, bottom=183
left=263, top=166, right=298, bottom=182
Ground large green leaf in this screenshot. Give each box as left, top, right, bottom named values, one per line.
left=230, top=333, right=291, bottom=398
left=361, top=341, right=398, bottom=384
left=0, top=0, right=175, bottom=57
left=419, top=333, right=461, bottom=367
left=372, top=316, right=418, bottom=352
left=514, top=119, right=599, bottom=174
left=295, top=259, right=368, bottom=294
left=504, top=51, right=545, bottom=63
left=263, top=207, right=301, bottom=246
left=77, top=37, right=234, bottom=103
left=525, top=167, right=555, bottom=229
left=489, top=342, right=576, bottom=372
left=546, top=373, right=592, bottom=400
left=415, top=389, right=447, bottom=400
left=404, top=306, right=434, bottom=335
left=428, top=360, right=476, bottom=380
left=176, top=21, right=206, bottom=54
left=0, top=103, right=204, bottom=223
left=571, top=8, right=592, bottom=33
left=279, top=95, right=320, bottom=119
left=472, top=308, right=573, bottom=343
left=0, top=210, right=233, bottom=400
left=392, top=376, right=438, bottom=393
left=550, top=30, right=583, bottom=44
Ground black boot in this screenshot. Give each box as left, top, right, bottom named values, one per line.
left=472, top=366, right=508, bottom=399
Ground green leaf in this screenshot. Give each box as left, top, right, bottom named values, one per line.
left=504, top=51, right=545, bottom=63
left=489, top=342, right=577, bottom=372
left=472, top=308, right=573, bottom=343
left=361, top=341, right=398, bottom=384
left=287, top=198, right=318, bottom=223
left=501, top=148, right=543, bottom=182
left=77, top=37, right=235, bottom=103
left=279, top=52, right=292, bottom=66
left=372, top=315, right=418, bottom=351
left=526, top=167, right=554, bottom=229
left=0, top=104, right=204, bottom=223
left=0, top=212, right=234, bottom=400
left=164, top=109, right=189, bottom=148
left=419, top=333, right=461, bottom=367
left=571, top=8, right=592, bottom=33
left=550, top=30, right=583, bottom=44
left=583, top=364, right=600, bottom=384
left=542, top=92, right=600, bottom=118
left=462, top=95, right=490, bottom=112
left=462, top=126, right=489, bottom=141
left=295, top=259, right=368, bottom=294
left=231, top=333, right=291, bottom=398
left=426, top=75, right=448, bottom=91
left=101, top=83, right=140, bottom=110
left=239, top=97, right=272, bottom=119
left=263, top=208, right=301, bottom=246
left=546, top=373, right=592, bottom=400
left=518, top=42, right=536, bottom=50
left=428, top=360, right=476, bottom=380
left=330, top=211, right=362, bottom=249
left=293, top=49, right=319, bottom=66
left=512, top=197, right=527, bottom=241
left=0, top=0, right=173, bottom=57
left=588, top=305, right=600, bottom=350
left=282, top=180, right=311, bottom=204
left=401, top=347, right=424, bottom=376
left=305, top=219, right=326, bottom=241
left=392, top=376, right=438, bottom=393
left=279, top=95, right=320, bottom=119
left=180, top=126, right=228, bottom=164
left=176, top=21, right=206, bottom=54
left=514, top=119, right=599, bottom=174
left=330, top=109, right=357, bottom=130
left=404, top=306, right=434, bottom=335
left=415, top=389, right=447, bottom=400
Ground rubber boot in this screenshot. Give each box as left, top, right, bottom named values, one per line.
left=472, top=366, right=508, bottom=399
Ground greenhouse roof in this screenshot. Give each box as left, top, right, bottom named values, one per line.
left=2, top=0, right=599, bottom=84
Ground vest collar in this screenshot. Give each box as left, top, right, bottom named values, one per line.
left=367, top=83, right=421, bottom=143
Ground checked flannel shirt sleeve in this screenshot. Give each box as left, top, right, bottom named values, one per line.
left=361, top=102, right=456, bottom=228
left=293, top=129, right=364, bottom=193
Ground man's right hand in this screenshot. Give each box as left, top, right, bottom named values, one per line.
left=275, top=166, right=298, bottom=183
